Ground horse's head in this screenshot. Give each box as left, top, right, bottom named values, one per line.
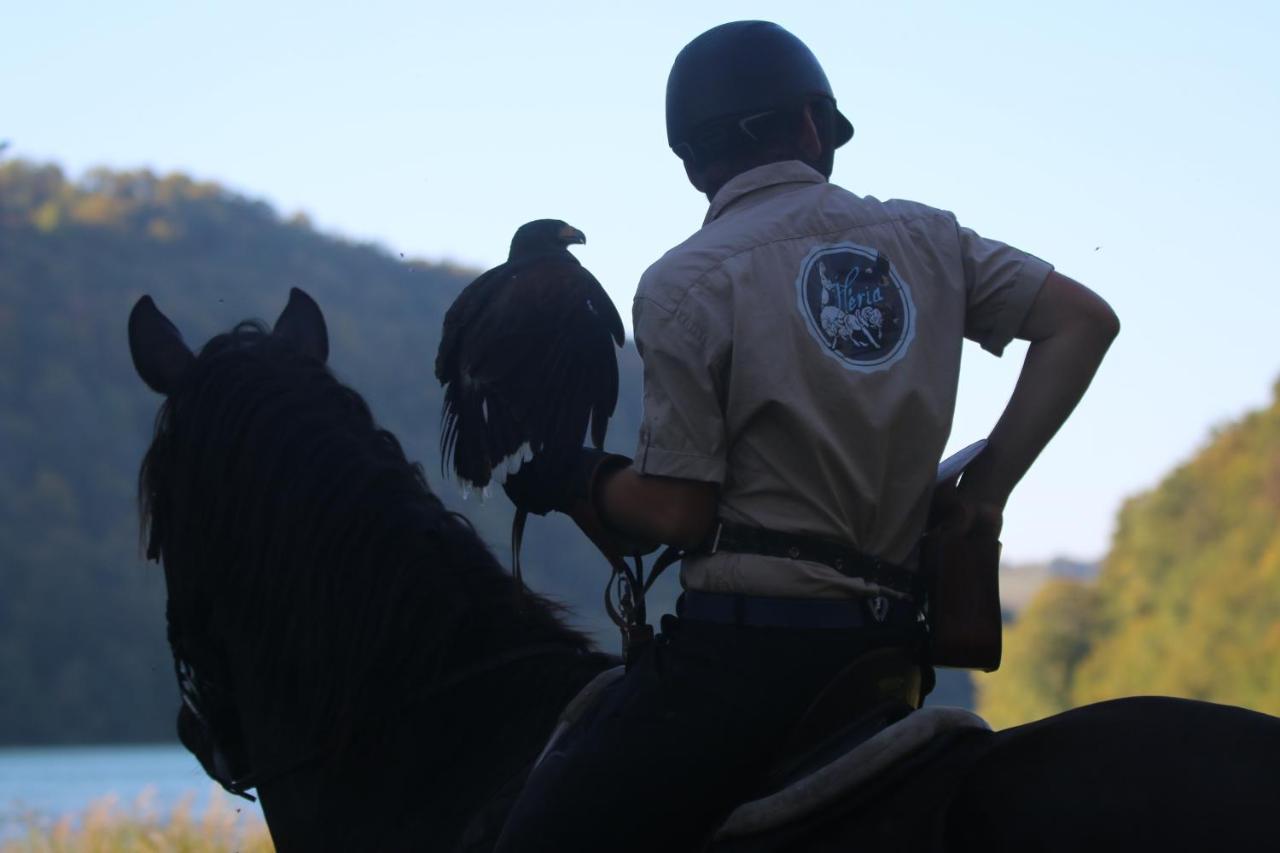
left=130, top=288, right=332, bottom=794
left=130, top=290, right=602, bottom=843
left=130, top=287, right=330, bottom=558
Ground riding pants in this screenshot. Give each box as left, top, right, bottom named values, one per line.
left=493, top=603, right=921, bottom=852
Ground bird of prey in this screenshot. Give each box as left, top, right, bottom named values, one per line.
left=435, top=219, right=625, bottom=509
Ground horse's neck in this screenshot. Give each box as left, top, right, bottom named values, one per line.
left=252, top=644, right=612, bottom=849
left=408, top=649, right=613, bottom=844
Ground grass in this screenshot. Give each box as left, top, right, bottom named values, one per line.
left=1, top=787, right=273, bottom=852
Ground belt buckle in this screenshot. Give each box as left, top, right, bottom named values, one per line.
left=867, top=595, right=891, bottom=624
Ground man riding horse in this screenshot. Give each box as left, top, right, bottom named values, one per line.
left=494, top=19, right=1120, bottom=852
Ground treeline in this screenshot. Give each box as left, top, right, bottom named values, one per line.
left=978, top=382, right=1280, bottom=728
left=0, top=160, right=658, bottom=743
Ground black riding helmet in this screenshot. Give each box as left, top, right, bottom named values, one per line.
left=666, top=21, right=855, bottom=161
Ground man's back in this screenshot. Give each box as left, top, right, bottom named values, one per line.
left=633, top=159, right=1052, bottom=597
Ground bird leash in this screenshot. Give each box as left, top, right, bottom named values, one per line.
left=558, top=508, right=684, bottom=667
left=510, top=500, right=683, bottom=666
left=602, top=545, right=684, bottom=667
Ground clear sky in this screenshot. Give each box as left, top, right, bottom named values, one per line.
left=5, top=0, right=1279, bottom=563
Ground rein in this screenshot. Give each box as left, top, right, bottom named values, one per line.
left=603, top=545, right=683, bottom=665
left=219, top=641, right=583, bottom=801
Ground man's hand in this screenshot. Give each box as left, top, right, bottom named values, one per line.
left=930, top=478, right=1004, bottom=540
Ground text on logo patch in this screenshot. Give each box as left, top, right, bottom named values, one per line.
left=794, top=242, right=915, bottom=371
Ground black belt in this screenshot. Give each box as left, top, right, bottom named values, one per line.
left=679, top=590, right=919, bottom=631
left=696, top=520, right=922, bottom=601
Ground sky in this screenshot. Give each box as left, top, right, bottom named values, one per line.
left=5, top=0, right=1279, bottom=563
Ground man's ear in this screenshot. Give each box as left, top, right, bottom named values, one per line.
left=129, top=296, right=195, bottom=395
left=800, top=102, right=835, bottom=178
left=798, top=103, right=824, bottom=164
left=272, top=288, right=329, bottom=363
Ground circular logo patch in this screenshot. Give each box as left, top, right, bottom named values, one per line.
left=794, top=242, right=915, bottom=371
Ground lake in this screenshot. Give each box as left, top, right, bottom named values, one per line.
left=0, top=744, right=265, bottom=836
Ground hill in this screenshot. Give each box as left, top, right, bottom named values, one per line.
left=0, top=160, right=658, bottom=744
left=998, top=556, right=1099, bottom=617
left=978, top=383, right=1280, bottom=728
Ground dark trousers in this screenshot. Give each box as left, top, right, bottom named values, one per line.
left=493, top=610, right=920, bottom=853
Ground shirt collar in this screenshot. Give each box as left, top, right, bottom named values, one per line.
left=704, top=160, right=828, bottom=225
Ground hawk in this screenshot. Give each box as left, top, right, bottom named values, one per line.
left=435, top=220, right=625, bottom=570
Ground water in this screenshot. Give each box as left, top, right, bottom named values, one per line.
left=0, top=744, right=265, bottom=836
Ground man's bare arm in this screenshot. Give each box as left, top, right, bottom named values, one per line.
left=958, top=270, right=1120, bottom=530
left=597, top=468, right=718, bottom=550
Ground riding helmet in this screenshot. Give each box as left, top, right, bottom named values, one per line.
left=665, top=21, right=855, bottom=159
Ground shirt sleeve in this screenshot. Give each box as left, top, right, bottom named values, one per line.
left=956, top=223, right=1054, bottom=356
left=631, top=294, right=728, bottom=484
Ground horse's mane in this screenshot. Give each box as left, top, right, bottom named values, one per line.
left=139, top=321, right=594, bottom=774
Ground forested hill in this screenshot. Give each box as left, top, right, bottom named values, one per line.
left=978, top=381, right=1280, bottom=728
left=0, top=160, right=653, bottom=743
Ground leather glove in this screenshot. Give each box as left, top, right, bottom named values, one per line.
left=503, top=448, right=657, bottom=561
left=501, top=447, right=630, bottom=517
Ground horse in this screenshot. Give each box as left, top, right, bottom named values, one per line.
left=130, top=290, right=1280, bottom=852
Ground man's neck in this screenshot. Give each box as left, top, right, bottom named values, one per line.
left=697, top=155, right=830, bottom=202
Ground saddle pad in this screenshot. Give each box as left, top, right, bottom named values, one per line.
left=716, top=706, right=990, bottom=840
left=533, top=665, right=625, bottom=769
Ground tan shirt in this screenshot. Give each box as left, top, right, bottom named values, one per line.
left=632, top=160, right=1052, bottom=599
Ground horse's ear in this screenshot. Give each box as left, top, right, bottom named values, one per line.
left=272, top=288, right=329, bottom=363
left=129, top=296, right=195, bottom=396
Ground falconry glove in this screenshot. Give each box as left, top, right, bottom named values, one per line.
left=501, top=447, right=630, bottom=519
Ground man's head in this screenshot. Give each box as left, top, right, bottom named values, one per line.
left=666, top=21, right=854, bottom=199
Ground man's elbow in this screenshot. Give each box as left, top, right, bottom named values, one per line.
left=1022, top=272, right=1120, bottom=345
left=1088, top=297, right=1121, bottom=344
left=651, top=484, right=718, bottom=549
left=1061, top=275, right=1120, bottom=346
left=665, top=513, right=716, bottom=550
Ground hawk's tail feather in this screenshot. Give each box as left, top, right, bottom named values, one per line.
left=442, top=383, right=493, bottom=489
left=439, top=388, right=461, bottom=478
left=482, top=400, right=530, bottom=482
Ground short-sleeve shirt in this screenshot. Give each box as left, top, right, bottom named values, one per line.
left=633, top=160, right=1052, bottom=599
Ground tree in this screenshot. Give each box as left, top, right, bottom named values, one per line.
left=977, top=579, right=1100, bottom=729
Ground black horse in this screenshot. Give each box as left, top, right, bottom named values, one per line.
left=130, top=290, right=1280, bottom=852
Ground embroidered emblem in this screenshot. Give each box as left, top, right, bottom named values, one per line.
left=868, top=595, right=890, bottom=624
left=794, top=242, right=915, bottom=371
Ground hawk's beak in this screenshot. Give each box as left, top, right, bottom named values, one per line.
left=559, top=226, right=586, bottom=245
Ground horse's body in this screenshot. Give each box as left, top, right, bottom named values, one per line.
left=718, top=694, right=1280, bottom=852
left=131, top=293, right=1280, bottom=852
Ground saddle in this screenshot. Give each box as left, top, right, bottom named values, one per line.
left=533, top=647, right=989, bottom=843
